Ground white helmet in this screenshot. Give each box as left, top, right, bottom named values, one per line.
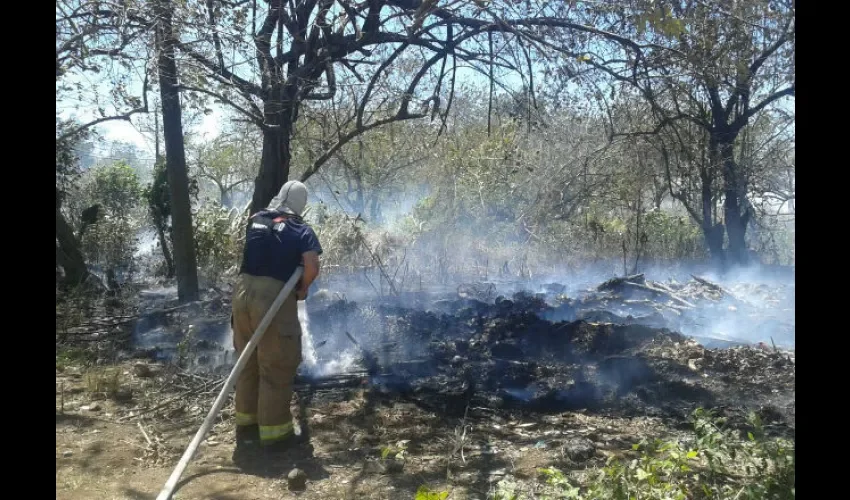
left=267, top=180, right=308, bottom=216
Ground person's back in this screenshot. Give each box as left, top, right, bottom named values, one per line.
left=230, top=181, right=322, bottom=461
left=239, top=210, right=318, bottom=283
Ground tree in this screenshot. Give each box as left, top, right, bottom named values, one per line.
left=76, top=162, right=145, bottom=289
left=56, top=0, right=151, bottom=140
left=56, top=0, right=152, bottom=288
left=56, top=121, right=91, bottom=287
left=163, top=0, right=643, bottom=213
left=156, top=0, right=200, bottom=302
left=144, top=160, right=176, bottom=277
left=318, top=121, right=429, bottom=222
left=547, top=0, right=795, bottom=265
left=191, top=121, right=259, bottom=208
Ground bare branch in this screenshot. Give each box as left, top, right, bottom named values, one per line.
left=176, top=84, right=265, bottom=127
left=739, top=86, right=794, bottom=126
left=57, top=74, right=150, bottom=141
left=300, top=111, right=426, bottom=183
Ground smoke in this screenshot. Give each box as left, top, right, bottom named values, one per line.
left=297, top=299, right=362, bottom=378
left=298, top=301, right=361, bottom=377
left=124, top=166, right=794, bottom=383
left=532, top=261, right=795, bottom=349
left=134, top=229, right=159, bottom=257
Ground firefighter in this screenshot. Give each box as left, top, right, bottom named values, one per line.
left=230, top=180, right=322, bottom=460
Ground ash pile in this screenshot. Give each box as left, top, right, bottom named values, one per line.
left=304, top=273, right=794, bottom=427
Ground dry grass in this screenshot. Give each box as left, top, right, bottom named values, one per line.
left=84, top=368, right=122, bottom=397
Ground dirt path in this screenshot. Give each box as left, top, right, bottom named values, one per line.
left=57, top=360, right=691, bottom=500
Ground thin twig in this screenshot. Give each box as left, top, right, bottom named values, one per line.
left=138, top=421, right=153, bottom=445
left=119, top=378, right=225, bottom=421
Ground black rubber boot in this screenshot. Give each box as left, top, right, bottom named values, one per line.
left=236, top=424, right=260, bottom=447
left=232, top=425, right=261, bottom=466
left=261, top=426, right=310, bottom=455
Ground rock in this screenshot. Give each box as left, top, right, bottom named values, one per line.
left=111, top=388, right=133, bottom=402
left=81, top=403, right=101, bottom=412
left=562, top=437, right=596, bottom=461
left=287, top=468, right=308, bottom=490
left=63, top=450, right=73, bottom=458
left=133, top=363, right=154, bottom=378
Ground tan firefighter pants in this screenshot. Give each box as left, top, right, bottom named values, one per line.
left=231, top=273, right=303, bottom=444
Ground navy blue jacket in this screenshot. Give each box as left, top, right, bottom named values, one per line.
left=239, top=210, right=323, bottom=283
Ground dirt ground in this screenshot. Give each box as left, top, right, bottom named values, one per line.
left=56, top=360, right=687, bottom=500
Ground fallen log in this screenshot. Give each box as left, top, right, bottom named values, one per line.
left=650, top=281, right=677, bottom=294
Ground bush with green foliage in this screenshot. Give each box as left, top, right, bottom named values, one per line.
left=640, top=210, right=706, bottom=262
left=537, top=409, right=794, bottom=500
left=193, top=203, right=244, bottom=282
left=73, top=161, right=144, bottom=283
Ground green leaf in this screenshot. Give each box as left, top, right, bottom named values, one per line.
left=748, top=432, right=755, bottom=441
left=415, top=486, right=450, bottom=500
left=686, top=450, right=698, bottom=459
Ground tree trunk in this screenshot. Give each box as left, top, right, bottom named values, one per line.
left=153, top=109, right=174, bottom=278
left=697, top=136, right=725, bottom=265
left=156, top=0, right=199, bottom=302
left=157, top=224, right=175, bottom=278
left=703, top=222, right=725, bottom=265
left=56, top=197, right=89, bottom=287
left=251, top=92, right=295, bottom=214
left=720, top=140, right=749, bottom=266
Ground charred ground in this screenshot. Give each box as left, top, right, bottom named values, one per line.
left=302, top=273, right=794, bottom=431
left=56, top=271, right=794, bottom=499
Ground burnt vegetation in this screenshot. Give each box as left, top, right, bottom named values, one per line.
left=57, top=0, right=793, bottom=498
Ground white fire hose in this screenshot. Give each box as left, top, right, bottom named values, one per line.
left=156, top=266, right=304, bottom=500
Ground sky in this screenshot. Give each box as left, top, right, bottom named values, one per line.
left=61, top=97, right=226, bottom=158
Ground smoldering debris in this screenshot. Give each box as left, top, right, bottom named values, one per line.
left=121, top=272, right=794, bottom=427
left=298, top=274, right=793, bottom=425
